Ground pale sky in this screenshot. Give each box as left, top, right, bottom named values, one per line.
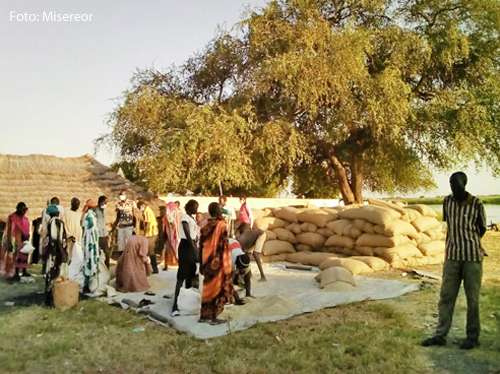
left=1, top=0, right=499, bottom=198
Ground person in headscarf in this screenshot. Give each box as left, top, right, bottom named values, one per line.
left=115, top=235, right=153, bottom=293
left=1, top=202, right=30, bottom=280
left=81, top=199, right=100, bottom=293
left=199, top=202, right=233, bottom=325
left=44, top=204, right=68, bottom=306
left=164, top=201, right=182, bottom=269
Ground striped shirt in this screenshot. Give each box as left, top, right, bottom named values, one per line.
left=443, top=193, right=486, bottom=262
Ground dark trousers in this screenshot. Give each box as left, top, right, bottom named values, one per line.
left=435, top=259, right=483, bottom=340
left=99, top=236, right=110, bottom=268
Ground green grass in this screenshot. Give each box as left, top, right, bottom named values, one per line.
left=1, top=235, right=500, bottom=374
left=394, top=195, right=500, bottom=206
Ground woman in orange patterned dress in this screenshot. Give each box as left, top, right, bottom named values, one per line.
left=199, top=202, right=233, bottom=325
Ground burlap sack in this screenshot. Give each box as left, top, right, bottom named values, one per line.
left=262, top=240, right=295, bottom=256
left=288, top=222, right=303, bottom=235
left=295, top=243, right=313, bottom=252
left=407, top=204, right=438, bottom=218
left=338, top=205, right=401, bottom=226
left=324, top=235, right=356, bottom=249
left=317, top=228, right=334, bottom=237
left=416, top=233, right=432, bottom=245
left=274, top=206, right=302, bottom=223
left=322, top=281, right=357, bottom=292
left=350, top=256, right=390, bottom=271
left=264, top=230, right=277, bottom=241
left=405, top=256, right=431, bottom=267
left=53, top=277, right=79, bottom=311
left=403, top=207, right=422, bottom=222
left=342, top=224, right=363, bottom=239
left=340, top=248, right=361, bottom=256
left=354, top=246, right=375, bottom=256
left=308, top=252, right=342, bottom=267
left=251, top=209, right=266, bottom=221
left=261, top=253, right=288, bottom=263
left=373, top=220, right=419, bottom=240
left=356, top=234, right=410, bottom=248
left=324, top=246, right=345, bottom=254
left=374, top=243, right=422, bottom=262
left=327, top=219, right=352, bottom=236
left=428, top=252, right=445, bottom=265
left=254, top=217, right=286, bottom=230
left=368, top=198, right=409, bottom=221
left=297, top=209, right=336, bottom=228
left=262, top=208, right=273, bottom=217
left=296, top=232, right=326, bottom=249
left=425, top=228, right=445, bottom=241
left=315, top=272, right=322, bottom=282
left=272, top=228, right=298, bottom=244
left=319, top=208, right=340, bottom=219
left=300, top=222, right=319, bottom=233
left=411, top=217, right=441, bottom=233
left=418, top=241, right=445, bottom=256
left=286, top=251, right=312, bottom=264
left=319, top=258, right=374, bottom=275
left=320, top=266, right=356, bottom=288
left=353, top=219, right=376, bottom=234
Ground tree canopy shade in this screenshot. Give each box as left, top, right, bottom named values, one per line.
left=101, top=0, right=500, bottom=201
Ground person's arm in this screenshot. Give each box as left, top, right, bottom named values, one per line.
left=477, top=201, right=487, bottom=238
left=442, top=197, right=448, bottom=223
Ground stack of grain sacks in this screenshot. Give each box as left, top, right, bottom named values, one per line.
left=250, top=199, right=445, bottom=289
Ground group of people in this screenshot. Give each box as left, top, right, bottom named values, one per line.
left=0, top=193, right=267, bottom=324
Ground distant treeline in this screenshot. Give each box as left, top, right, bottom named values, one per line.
left=390, top=196, right=500, bottom=205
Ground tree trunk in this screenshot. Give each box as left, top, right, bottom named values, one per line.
left=350, top=155, right=364, bottom=204
left=326, top=152, right=356, bottom=205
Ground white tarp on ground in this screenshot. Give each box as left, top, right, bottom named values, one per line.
left=107, top=262, right=420, bottom=340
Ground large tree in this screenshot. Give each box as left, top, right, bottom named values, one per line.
left=103, top=0, right=500, bottom=201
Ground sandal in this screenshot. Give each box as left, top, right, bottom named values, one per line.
left=171, top=310, right=180, bottom=317
left=138, top=299, right=155, bottom=307
left=144, top=291, right=155, bottom=296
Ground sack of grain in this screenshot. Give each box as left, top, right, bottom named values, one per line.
left=264, top=230, right=277, bottom=241
left=317, top=228, right=334, bottom=237
left=261, top=253, right=288, bottom=263
left=286, top=251, right=312, bottom=264
left=323, top=281, right=357, bottom=292
left=251, top=209, right=266, bottom=221
left=272, top=228, right=298, bottom=244
left=418, top=241, right=445, bottom=256
left=356, top=233, right=410, bottom=248
left=411, top=216, right=441, bottom=233
left=324, top=235, right=356, bottom=249
left=403, top=207, right=422, bottom=222
left=354, top=246, right=376, bottom=256
left=288, top=222, right=303, bottom=235
left=295, top=243, right=313, bottom=252
left=297, top=209, right=337, bottom=228
left=373, top=220, right=419, bottom=240
left=319, top=208, right=340, bottom=219
left=327, top=219, right=352, bottom=236
left=405, top=256, right=431, bottom=267
left=353, top=219, right=376, bottom=234
left=338, top=205, right=401, bottom=226
left=296, top=232, right=327, bottom=249
left=308, top=252, right=342, bottom=267
left=350, top=256, right=390, bottom=271
left=254, top=217, right=286, bottom=230
left=374, top=243, right=422, bottom=263
left=428, top=252, right=445, bottom=264
left=300, top=222, right=319, bottom=233
left=342, top=223, right=363, bottom=239
left=262, top=240, right=295, bottom=256
left=341, top=248, right=361, bottom=256
left=425, top=228, right=445, bottom=241
left=324, top=246, right=345, bottom=254
left=274, top=206, right=302, bottom=223
left=319, top=258, right=374, bottom=274
left=416, top=233, right=432, bottom=245
left=368, top=198, right=409, bottom=221
left=407, top=204, right=438, bottom=218
left=53, top=277, right=79, bottom=311
left=320, top=266, right=356, bottom=288
left=262, top=208, right=273, bottom=217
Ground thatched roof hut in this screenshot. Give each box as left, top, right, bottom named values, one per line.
left=0, top=154, right=164, bottom=225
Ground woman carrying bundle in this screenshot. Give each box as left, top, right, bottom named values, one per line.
left=199, top=202, right=233, bottom=325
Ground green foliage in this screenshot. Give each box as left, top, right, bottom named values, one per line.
left=102, top=0, right=500, bottom=199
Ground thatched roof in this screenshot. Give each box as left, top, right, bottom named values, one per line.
left=0, top=154, right=164, bottom=223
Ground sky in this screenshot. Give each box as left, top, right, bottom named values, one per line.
left=1, top=0, right=499, bottom=198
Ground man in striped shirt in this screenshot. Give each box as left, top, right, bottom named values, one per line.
left=422, top=172, right=487, bottom=350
